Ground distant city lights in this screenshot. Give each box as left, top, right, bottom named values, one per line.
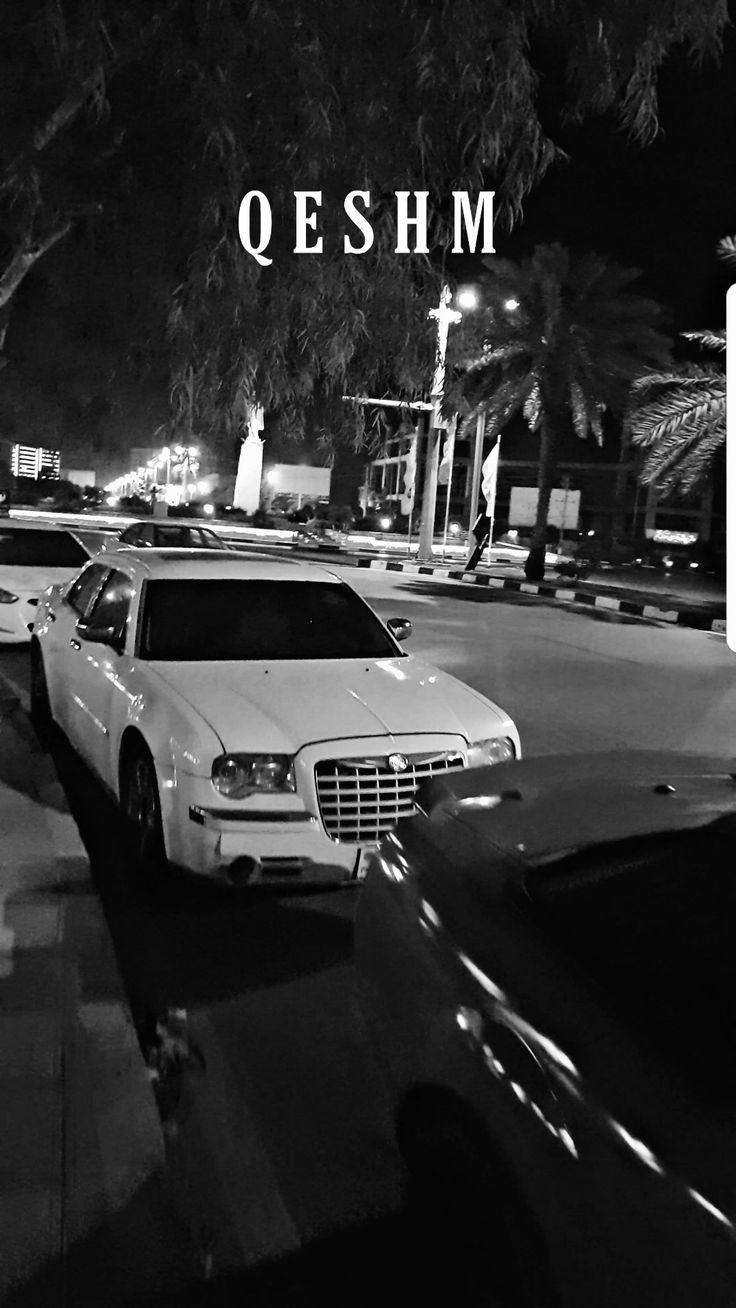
left=105, top=443, right=200, bottom=501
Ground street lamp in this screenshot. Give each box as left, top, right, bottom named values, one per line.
left=416, top=286, right=463, bottom=564
left=457, top=287, right=480, bottom=311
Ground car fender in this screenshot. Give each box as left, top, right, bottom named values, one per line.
left=111, top=673, right=225, bottom=802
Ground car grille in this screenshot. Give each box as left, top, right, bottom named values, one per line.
left=315, top=750, right=465, bottom=843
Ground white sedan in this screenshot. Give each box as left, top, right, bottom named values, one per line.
left=30, top=550, right=521, bottom=886
left=0, top=519, right=94, bottom=643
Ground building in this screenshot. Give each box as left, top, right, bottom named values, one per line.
left=363, top=416, right=720, bottom=546
left=10, top=444, right=61, bottom=480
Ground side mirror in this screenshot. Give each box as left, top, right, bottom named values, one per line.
left=77, top=619, right=123, bottom=653
left=387, top=617, right=412, bottom=643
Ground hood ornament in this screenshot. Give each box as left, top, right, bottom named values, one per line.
left=387, top=753, right=409, bottom=773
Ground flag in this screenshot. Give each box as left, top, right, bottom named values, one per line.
left=399, top=431, right=418, bottom=515
left=481, top=436, right=500, bottom=516
left=437, top=415, right=457, bottom=486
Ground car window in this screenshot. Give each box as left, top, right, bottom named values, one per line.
left=119, top=526, right=137, bottom=544
left=138, top=523, right=155, bottom=546
left=196, top=528, right=224, bottom=548
left=0, top=527, right=89, bottom=567
left=154, top=525, right=197, bottom=547
left=66, top=562, right=109, bottom=617
left=89, top=569, right=134, bottom=644
left=140, top=579, right=401, bottom=661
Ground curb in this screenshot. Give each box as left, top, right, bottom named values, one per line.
left=351, top=557, right=726, bottom=634
left=0, top=677, right=165, bottom=1293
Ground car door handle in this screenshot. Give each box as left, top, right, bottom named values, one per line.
left=70, top=638, right=81, bottom=650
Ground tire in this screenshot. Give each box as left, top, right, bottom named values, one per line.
left=397, top=1097, right=560, bottom=1308
left=29, top=645, right=53, bottom=736
left=120, top=743, right=168, bottom=881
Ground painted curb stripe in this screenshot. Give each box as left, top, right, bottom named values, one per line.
left=356, top=557, right=724, bottom=632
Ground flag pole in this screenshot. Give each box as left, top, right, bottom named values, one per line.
left=440, top=418, right=456, bottom=560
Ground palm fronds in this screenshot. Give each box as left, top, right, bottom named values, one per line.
left=628, top=233, right=732, bottom=495
left=629, top=370, right=725, bottom=493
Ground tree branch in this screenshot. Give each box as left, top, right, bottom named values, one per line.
left=0, top=220, right=74, bottom=310
left=3, top=9, right=170, bottom=186
left=31, top=71, right=105, bottom=154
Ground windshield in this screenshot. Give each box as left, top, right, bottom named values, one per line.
left=140, top=578, right=401, bottom=660
left=0, top=527, right=88, bottom=567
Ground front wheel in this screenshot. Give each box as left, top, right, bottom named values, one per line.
left=120, top=745, right=168, bottom=881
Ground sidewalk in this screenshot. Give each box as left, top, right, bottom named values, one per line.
left=350, top=554, right=726, bottom=632
left=0, top=680, right=194, bottom=1305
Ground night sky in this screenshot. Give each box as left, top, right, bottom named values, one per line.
left=493, top=28, right=736, bottom=333
left=2, top=10, right=734, bottom=479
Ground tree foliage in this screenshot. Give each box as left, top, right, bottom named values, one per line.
left=445, top=244, right=671, bottom=577
left=0, top=0, right=728, bottom=457
left=627, top=236, right=732, bottom=493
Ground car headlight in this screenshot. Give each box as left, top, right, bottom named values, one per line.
left=467, top=736, right=516, bottom=768
left=0, top=588, right=19, bottom=604
left=211, top=753, right=296, bottom=798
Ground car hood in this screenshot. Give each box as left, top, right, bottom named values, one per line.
left=0, top=565, right=79, bottom=596
left=151, top=656, right=510, bottom=753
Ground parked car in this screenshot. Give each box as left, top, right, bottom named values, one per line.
left=0, top=520, right=94, bottom=643
left=355, top=751, right=736, bottom=1306
left=105, top=520, right=234, bottom=551
left=29, top=552, right=520, bottom=886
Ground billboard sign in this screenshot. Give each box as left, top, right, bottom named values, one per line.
left=509, top=486, right=581, bottom=530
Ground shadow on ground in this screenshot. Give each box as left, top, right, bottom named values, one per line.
left=6, top=1202, right=519, bottom=1308
left=47, top=728, right=354, bottom=1013
left=393, top=580, right=652, bottom=625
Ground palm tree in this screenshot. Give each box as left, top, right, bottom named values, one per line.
left=627, top=237, right=733, bottom=494
left=445, top=244, right=671, bottom=580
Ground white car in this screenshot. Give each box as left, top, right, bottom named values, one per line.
left=30, top=550, right=521, bottom=886
left=0, top=520, right=94, bottom=644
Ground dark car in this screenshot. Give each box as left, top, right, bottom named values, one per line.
left=355, top=751, right=736, bottom=1307
left=110, top=520, right=232, bottom=551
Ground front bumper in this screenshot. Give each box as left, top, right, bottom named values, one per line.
left=160, top=731, right=479, bottom=886
left=186, top=802, right=364, bottom=886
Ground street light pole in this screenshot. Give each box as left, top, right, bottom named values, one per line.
left=417, top=286, right=461, bottom=564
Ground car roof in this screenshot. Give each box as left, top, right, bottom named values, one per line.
left=95, top=548, right=342, bottom=583
left=416, top=751, right=736, bottom=865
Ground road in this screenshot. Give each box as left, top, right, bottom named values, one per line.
left=1, top=570, right=732, bottom=1303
